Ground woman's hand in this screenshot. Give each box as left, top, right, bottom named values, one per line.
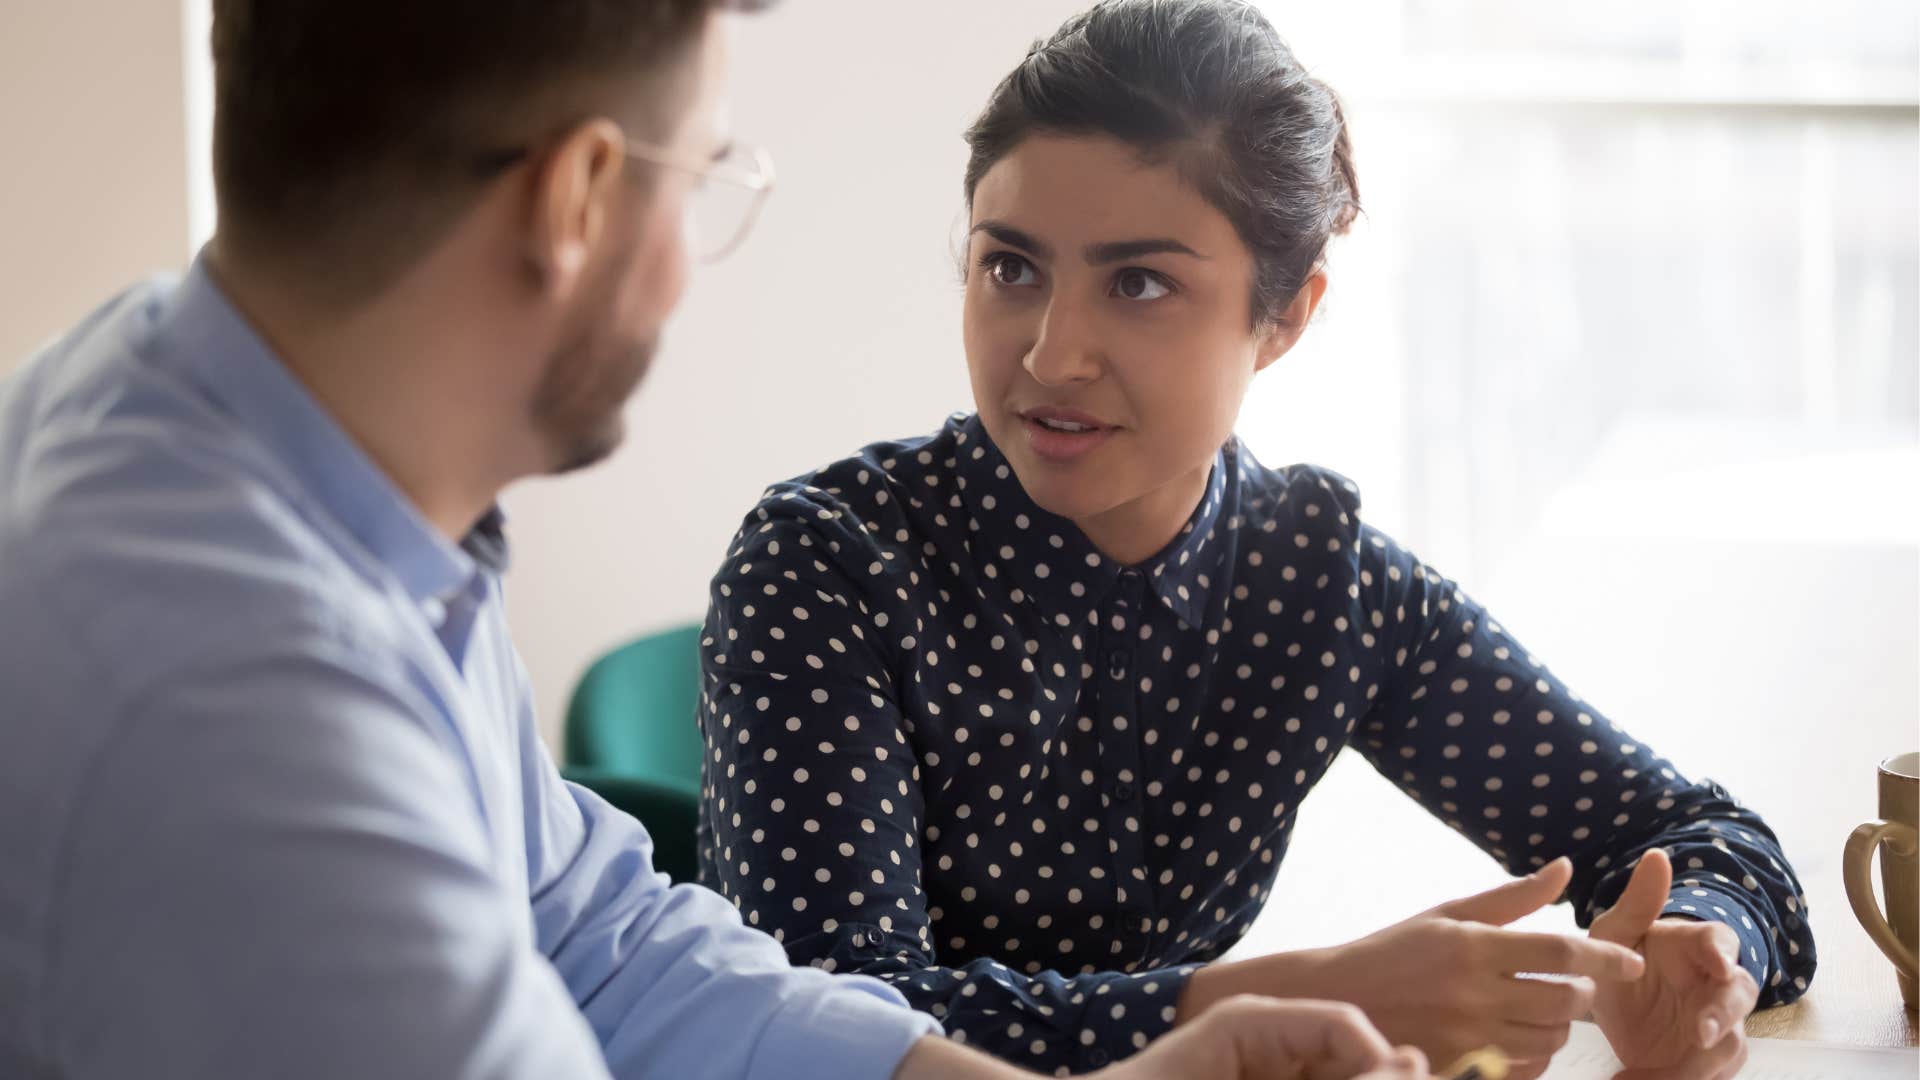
left=1102, top=997, right=1427, bottom=1080
left=1589, top=848, right=1759, bottom=1080
left=1178, top=858, right=1645, bottom=1079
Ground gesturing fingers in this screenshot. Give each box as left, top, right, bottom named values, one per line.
left=1430, top=858, right=1574, bottom=928
left=1611, top=1026, right=1748, bottom=1080
left=1692, top=967, right=1760, bottom=1050
left=1690, top=921, right=1743, bottom=980
left=1353, top=1047, right=1430, bottom=1080
left=1203, top=996, right=1396, bottom=1080
left=1482, top=928, right=1646, bottom=981
left=1488, top=1020, right=1574, bottom=1065
left=1591, top=849, right=1673, bottom=947
left=1491, top=974, right=1597, bottom=1027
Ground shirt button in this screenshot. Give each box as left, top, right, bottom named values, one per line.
left=1114, top=782, right=1136, bottom=802
left=1087, top=1049, right=1110, bottom=1068
left=1107, top=651, right=1129, bottom=679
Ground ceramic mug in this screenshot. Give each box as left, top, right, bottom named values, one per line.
left=1844, top=750, right=1920, bottom=1010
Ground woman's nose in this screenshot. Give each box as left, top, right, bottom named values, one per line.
left=1023, top=298, right=1104, bottom=387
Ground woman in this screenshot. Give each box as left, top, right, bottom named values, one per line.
left=694, top=2, right=1811, bottom=1076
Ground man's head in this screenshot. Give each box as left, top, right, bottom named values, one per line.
left=209, top=0, right=766, bottom=478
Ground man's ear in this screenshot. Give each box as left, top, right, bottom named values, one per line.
left=1254, top=269, right=1329, bottom=373
left=525, top=118, right=628, bottom=297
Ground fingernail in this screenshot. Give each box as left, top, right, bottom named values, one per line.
left=1700, top=1016, right=1721, bottom=1047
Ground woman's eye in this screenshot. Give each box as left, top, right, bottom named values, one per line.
left=984, top=253, right=1038, bottom=287
left=1112, top=268, right=1172, bottom=301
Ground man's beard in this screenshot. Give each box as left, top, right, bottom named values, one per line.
left=529, top=328, right=658, bottom=476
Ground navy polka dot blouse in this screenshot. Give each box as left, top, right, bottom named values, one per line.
left=696, top=413, right=1813, bottom=1075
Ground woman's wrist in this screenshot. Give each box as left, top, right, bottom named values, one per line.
left=1172, top=946, right=1342, bottom=1025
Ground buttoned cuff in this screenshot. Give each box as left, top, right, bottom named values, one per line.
left=1068, top=965, right=1201, bottom=1074
left=1662, top=883, right=1777, bottom=993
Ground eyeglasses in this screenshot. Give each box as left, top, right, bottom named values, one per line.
left=475, top=136, right=776, bottom=264
left=626, top=140, right=776, bottom=263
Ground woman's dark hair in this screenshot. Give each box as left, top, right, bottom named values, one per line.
left=964, top=0, right=1360, bottom=327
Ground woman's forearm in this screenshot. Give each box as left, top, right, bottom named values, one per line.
left=1173, top=947, right=1338, bottom=1025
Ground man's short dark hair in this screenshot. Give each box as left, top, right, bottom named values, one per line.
left=210, top=0, right=769, bottom=301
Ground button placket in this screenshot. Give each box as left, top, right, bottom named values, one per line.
left=1094, top=569, right=1153, bottom=964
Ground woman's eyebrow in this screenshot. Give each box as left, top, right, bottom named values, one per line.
left=969, top=220, right=1051, bottom=258
left=1085, top=237, right=1207, bottom=264
left=969, top=221, right=1208, bottom=264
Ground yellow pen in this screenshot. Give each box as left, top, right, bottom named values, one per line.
left=1441, top=1046, right=1511, bottom=1080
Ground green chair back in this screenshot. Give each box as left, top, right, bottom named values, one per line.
left=564, top=622, right=705, bottom=792
left=561, top=622, right=705, bottom=880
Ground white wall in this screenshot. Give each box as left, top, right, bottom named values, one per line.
left=502, top=2, right=1091, bottom=749
left=28, top=1, right=1909, bottom=763
left=0, top=2, right=189, bottom=373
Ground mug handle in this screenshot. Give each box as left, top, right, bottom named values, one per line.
left=1844, top=820, right=1919, bottom=978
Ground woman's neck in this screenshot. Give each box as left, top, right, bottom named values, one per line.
left=1071, top=460, right=1214, bottom=567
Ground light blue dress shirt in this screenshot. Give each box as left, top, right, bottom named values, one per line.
left=0, top=259, right=941, bottom=1079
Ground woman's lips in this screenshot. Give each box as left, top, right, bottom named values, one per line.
left=1019, top=411, right=1118, bottom=462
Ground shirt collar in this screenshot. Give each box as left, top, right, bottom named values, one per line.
left=146, top=255, right=486, bottom=603
left=954, top=415, right=1231, bottom=633
left=462, top=506, right=511, bottom=576
left=1139, top=447, right=1232, bottom=628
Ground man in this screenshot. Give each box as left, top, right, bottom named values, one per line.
left=0, top=2, right=1425, bottom=1078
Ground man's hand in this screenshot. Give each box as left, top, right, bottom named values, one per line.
left=1589, top=848, right=1759, bottom=1080
left=893, top=999, right=1427, bottom=1080
left=1102, top=998, right=1425, bottom=1080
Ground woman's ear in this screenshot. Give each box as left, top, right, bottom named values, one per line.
left=1253, top=269, right=1329, bottom=373
left=524, top=117, right=629, bottom=297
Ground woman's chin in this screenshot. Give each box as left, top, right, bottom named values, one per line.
left=1010, top=468, right=1112, bottom=525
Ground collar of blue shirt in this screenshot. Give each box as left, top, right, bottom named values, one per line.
left=146, top=256, right=507, bottom=602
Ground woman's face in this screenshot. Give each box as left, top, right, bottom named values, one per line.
left=963, top=134, right=1318, bottom=554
